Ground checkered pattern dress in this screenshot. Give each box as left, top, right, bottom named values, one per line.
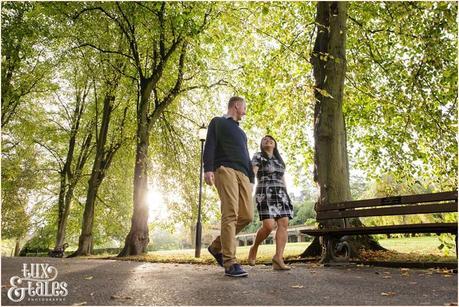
left=251, top=152, right=293, bottom=220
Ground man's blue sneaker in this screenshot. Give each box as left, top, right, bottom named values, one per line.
left=225, top=263, right=248, bottom=277
left=207, top=246, right=223, bottom=267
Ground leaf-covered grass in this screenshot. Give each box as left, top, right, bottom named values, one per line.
left=358, top=249, right=456, bottom=263
left=107, top=236, right=456, bottom=264
left=378, top=236, right=450, bottom=255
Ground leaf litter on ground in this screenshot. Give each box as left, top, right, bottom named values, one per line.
left=381, top=292, right=397, bottom=296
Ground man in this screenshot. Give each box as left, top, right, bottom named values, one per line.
left=203, top=96, right=254, bottom=277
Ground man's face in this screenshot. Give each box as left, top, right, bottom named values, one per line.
left=235, top=101, right=246, bottom=121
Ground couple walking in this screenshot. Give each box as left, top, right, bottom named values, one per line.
left=203, top=96, right=293, bottom=277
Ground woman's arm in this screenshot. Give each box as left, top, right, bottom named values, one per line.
left=282, top=175, right=288, bottom=193
left=252, top=165, right=259, bottom=179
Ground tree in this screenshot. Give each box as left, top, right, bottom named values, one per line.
left=42, top=65, right=95, bottom=253
left=96, top=3, right=215, bottom=256
left=299, top=2, right=350, bottom=259
left=71, top=63, right=129, bottom=257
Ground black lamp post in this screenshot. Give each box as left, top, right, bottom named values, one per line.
left=195, top=124, right=207, bottom=258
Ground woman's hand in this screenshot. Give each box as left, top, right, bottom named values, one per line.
left=204, top=171, right=215, bottom=186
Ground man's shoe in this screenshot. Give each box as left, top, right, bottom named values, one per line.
left=225, top=264, right=248, bottom=277
left=207, top=246, right=223, bottom=267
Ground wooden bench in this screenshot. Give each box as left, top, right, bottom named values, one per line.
left=301, top=191, right=458, bottom=262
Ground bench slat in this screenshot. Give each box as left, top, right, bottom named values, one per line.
left=318, top=191, right=457, bottom=212
left=317, top=202, right=457, bottom=220
left=300, top=222, right=458, bottom=236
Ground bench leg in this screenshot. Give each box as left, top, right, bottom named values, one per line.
left=319, top=235, right=332, bottom=263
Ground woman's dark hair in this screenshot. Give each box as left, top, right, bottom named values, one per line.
left=260, top=135, right=285, bottom=167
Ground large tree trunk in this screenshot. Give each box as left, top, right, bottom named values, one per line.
left=70, top=176, right=99, bottom=257
left=118, top=141, right=150, bottom=256
left=301, top=2, right=383, bottom=259
left=118, top=88, right=151, bottom=257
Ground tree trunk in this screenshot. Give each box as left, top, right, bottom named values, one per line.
left=55, top=186, right=74, bottom=250
left=70, top=177, right=98, bottom=257
left=301, top=2, right=384, bottom=258
left=14, top=238, right=20, bottom=257
left=54, top=174, right=67, bottom=249
left=118, top=88, right=151, bottom=256
left=118, top=141, right=150, bottom=256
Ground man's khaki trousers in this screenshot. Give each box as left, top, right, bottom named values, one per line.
left=210, top=166, right=253, bottom=268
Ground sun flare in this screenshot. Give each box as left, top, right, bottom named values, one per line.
left=146, top=187, right=168, bottom=222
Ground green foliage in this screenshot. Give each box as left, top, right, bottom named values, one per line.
left=1, top=2, right=58, bottom=127
left=345, top=2, right=457, bottom=189
left=290, top=201, right=316, bottom=226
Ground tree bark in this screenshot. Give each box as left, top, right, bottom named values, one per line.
left=118, top=85, right=151, bottom=256
left=14, top=238, right=20, bottom=257
left=301, top=2, right=384, bottom=258
left=118, top=133, right=150, bottom=256
left=55, top=186, right=74, bottom=249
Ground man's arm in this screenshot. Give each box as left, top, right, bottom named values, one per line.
left=203, top=118, right=218, bottom=186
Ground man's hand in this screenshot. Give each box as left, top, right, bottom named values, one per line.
left=204, top=171, right=215, bottom=186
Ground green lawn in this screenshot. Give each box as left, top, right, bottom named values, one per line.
left=378, top=236, right=445, bottom=254
left=115, top=236, right=454, bottom=265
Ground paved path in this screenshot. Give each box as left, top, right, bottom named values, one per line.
left=1, top=257, right=457, bottom=306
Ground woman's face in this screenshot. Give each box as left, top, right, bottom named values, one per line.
left=261, top=137, right=275, bottom=150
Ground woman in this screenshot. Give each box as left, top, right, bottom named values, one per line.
left=248, top=135, right=293, bottom=270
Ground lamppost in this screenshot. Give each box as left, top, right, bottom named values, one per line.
left=195, top=124, right=207, bottom=258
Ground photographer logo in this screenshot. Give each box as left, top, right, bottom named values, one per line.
left=7, top=263, right=68, bottom=303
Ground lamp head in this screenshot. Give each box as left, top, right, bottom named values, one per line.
left=198, top=124, right=207, bottom=141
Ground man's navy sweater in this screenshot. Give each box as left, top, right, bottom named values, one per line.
left=203, top=116, right=255, bottom=183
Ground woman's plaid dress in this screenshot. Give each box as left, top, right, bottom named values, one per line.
left=251, top=152, right=293, bottom=220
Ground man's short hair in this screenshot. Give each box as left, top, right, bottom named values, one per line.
left=228, top=96, right=245, bottom=109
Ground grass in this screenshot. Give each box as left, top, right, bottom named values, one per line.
left=111, top=236, right=457, bottom=264
left=378, top=236, right=446, bottom=254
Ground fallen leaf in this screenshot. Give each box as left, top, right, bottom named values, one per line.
left=84, top=276, right=93, bottom=280
left=72, top=302, right=87, bottom=306
left=400, top=268, right=410, bottom=273
left=1, top=284, right=12, bottom=289
left=444, top=303, right=457, bottom=306
left=291, top=285, right=304, bottom=289
left=111, top=295, right=133, bottom=300
left=381, top=292, right=396, bottom=296
left=442, top=274, right=453, bottom=278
